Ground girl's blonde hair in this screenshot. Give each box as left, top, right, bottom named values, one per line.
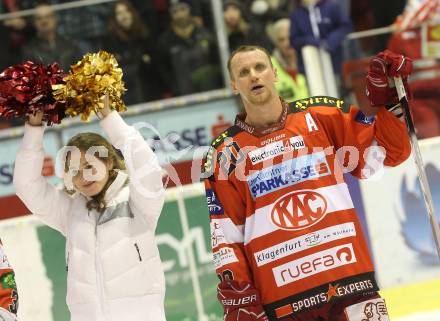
left=64, top=132, right=126, bottom=212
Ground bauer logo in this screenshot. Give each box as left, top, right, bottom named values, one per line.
left=272, top=244, right=357, bottom=287
left=247, top=152, right=331, bottom=199
left=206, top=189, right=224, bottom=215
left=271, top=190, right=328, bottom=230
left=249, top=135, right=305, bottom=164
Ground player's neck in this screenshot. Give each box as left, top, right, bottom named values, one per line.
left=243, top=98, right=283, bottom=129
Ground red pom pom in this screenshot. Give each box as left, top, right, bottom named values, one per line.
left=0, top=61, right=67, bottom=125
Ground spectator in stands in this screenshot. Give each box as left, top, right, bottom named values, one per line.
left=269, top=18, right=308, bottom=102
left=21, top=4, right=80, bottom=70
left=55, top=0, right=111, bottom=53
left=387, top=14, right=440, bottom=138
left=223, top=0, right=272, bottom=51
left=104, top=0, right=162, bottom=105
left=0, top=0, right=34, bottom=69
left=289, top=0, right=352, bottom=75
left=129, top=0, right=162, bottom=40
left=369, top=0, right=406, bottom=51
left=157, top=1, right=222, bottom=96
left=248, top=0, right=296, bottom=30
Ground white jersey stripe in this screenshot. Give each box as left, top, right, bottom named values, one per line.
left=211, top=218, right=244, bottom=248
left=244, top=183, right=354, bottom=245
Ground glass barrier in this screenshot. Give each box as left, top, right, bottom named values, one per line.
left=0, top=0, right=226, bottom=129
left=342, top=22, right=440, bottom=140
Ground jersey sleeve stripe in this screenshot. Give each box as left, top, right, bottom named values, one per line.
left=211, top=218, right=245, bottom=247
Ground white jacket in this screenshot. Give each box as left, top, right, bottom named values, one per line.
left=13, top=112, right=167, bottom=321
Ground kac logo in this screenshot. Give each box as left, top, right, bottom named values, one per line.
left=271, top=190, right=328, bottom=230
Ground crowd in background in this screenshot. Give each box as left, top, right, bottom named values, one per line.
left=1, top=0, right=439, bottom=137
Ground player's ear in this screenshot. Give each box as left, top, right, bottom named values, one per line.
left=274, top=66, right=278, bottom=82
left=230, top=79, right=239, bottom=95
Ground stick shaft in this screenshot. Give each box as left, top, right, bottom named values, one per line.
left=394, top=76, right=440, bottom=260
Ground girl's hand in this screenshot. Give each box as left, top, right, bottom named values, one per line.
left=28, top=111, right=44, bottom=126
left=100, top=94, right=112, bottom=118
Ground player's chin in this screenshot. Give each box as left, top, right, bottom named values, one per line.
left=250, top=91, right=271, bottom=104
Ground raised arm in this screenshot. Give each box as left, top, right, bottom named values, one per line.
left=309, top=51, right=412, bottom=178
left=98, top=102, right=165, bottom=230
left=311, top=103, right=411, bottom=180
left=13, top=112, right=70, bottom=235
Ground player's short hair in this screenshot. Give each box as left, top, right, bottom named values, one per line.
left=227, top=45, right=273, bottom=78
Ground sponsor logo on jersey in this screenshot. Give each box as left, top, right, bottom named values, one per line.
left=271, top=190, right=328, bottom=230
left=213, top=247, right=238, bottom=269
left=254, top=223, right=356, bottom=266
left=355, top=111, right=376, bottom=125
left=272, top=244, right=357, bottom=287
left=249, top=136, right=305, bottom=165
left=293, top=96, right=346, bottom=110
left=211, top=221, right=226, bottom=248
left=345, top=298, right=389, bottom=321
left=261, top=134, right=286, bottom=146
left=247, top=152, right=331, bottom=199
left=274, top=278, right=376, bottom=318
left=206, top=189, right=224, bottom=215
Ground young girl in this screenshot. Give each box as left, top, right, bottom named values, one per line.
left=13, top=98, right=167, bottom=321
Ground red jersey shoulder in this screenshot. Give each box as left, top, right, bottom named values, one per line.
left=202, top=125, right=244, bottom=178
left=289, top=96, right=351, bottom=114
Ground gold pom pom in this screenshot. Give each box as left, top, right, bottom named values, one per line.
left=53, top=51, right=127, bottom=121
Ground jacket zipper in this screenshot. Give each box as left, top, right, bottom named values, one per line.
left=95, top=220, right=107, bottom=320
left=134, top=243, right=142, bottom=262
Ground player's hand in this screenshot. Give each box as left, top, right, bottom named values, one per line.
left=28, top=110, right=44, bottom=126
left=218, top=280, right=269, bottom=321
left=378, top=50, right=412, bottom=77
left=366, top=50, right=413, bottom=106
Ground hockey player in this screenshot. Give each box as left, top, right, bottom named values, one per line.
left=0, top=241, right=18, bottom=321
left=202, top=46, right=412, bottom=321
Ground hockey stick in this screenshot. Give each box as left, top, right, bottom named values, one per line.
left=394, top=76, right=440, bottom=260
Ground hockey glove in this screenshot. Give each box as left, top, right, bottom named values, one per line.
left=366, top=50, right=413, bottom=107
left=218, top=280, right=269, bottom=321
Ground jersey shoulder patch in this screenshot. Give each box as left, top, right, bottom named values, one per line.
left=289, top=96, right=351, bottom=114
left=202, top=125, right=243, bottom=178
left=209, top=125, right=243, bottom=150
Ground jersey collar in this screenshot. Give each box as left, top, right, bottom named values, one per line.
left=234, top=98, right=288, bottom=137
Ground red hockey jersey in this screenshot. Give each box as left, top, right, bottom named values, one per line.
left=0, top=240, right=18, bottom=320
left=203, top=96, right=410, bottom=320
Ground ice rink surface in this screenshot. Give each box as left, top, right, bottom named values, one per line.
left=396, top=310, right=440, bottom=321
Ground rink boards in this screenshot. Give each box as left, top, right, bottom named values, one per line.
left=1, top=182, right=439, bottom=321
left=0, top=184, right=223, bottom=321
